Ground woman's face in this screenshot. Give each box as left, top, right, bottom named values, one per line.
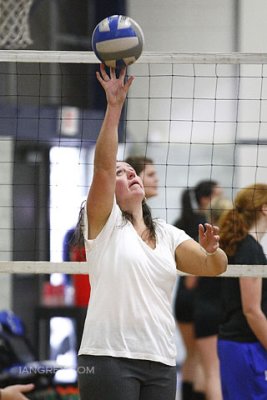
left=115, top=162, right=145, bottom=208
left=212, top=185, right=223, bottom=200
left=198, top=185, right=223, bottom=211
left=139, top=164, right=159, bottom=199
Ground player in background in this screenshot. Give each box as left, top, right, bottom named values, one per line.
left=218, top=184, right=267, bottom=400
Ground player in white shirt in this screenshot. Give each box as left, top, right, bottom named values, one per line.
left=77, top=64, right=227, bottom=400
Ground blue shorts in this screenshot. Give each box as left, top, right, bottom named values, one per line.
left=218, top=339, right=267, bottom=400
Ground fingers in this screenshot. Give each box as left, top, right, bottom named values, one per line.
left=14, top=384, right=34, bottom=393
left=124, top=75, right=135, bottom=90
left=199, top=223, right=220, bottom=243
left=96, top=63, right=109, bottom=84
left=118, top=66, right=126, bottom=80
left=20, top=384, right=35, bottom=393
left=96, top=63, right=133, bottom=84
left=110, top=67, right=116, bottom=80
left=198, top=223, right=206, bottom=239
left=96, top=63, right=134, bottom=103
left=117, top=67, right=134, bottom=88
left=97, top=64, right=118, bottom=82
left=204, top=223, right=219, bottom=235
left=198, top=223, right=204, bottom=233
left=95, top=71, right=101, bottom=83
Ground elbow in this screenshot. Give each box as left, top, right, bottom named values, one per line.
left=243, top=306, right=262, bottom=320
left=220, top=257, right=228, bottom=275
left=207, top=266, right=226, bottom=277
left=207, top=250, right=228, bottom=276
left=217, top=250, right=228, bottom=275
left=216, top=260, right=228, bottom=276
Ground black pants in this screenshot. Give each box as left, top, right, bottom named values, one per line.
left=78, top=355, right=177, bottom=400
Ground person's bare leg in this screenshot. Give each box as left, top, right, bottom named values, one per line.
left=192, top=354, right=206, bottom=395
left=196, top=335, right=222, bottom=400
left=178, top=322, right=205, bottom=399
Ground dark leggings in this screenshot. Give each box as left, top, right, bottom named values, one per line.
left=78, top=355, right=177, bottom=400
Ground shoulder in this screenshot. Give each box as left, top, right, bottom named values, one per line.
left=83, top=198, right=123, bottom=242
left=233, top=235, right=267, bottom=265
left=240, top=235, right=263, bottom=251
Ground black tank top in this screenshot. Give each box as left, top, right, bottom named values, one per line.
left=219, top=235, right=267, bottom=342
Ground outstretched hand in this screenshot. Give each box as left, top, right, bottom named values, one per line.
left=96, top=63, right=134, bottom=107
left=1, top=384, right=34, bottom=400
left=199, top=223, right=220, bottom=254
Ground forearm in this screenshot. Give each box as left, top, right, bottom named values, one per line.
left=86, top=66, right=133, bottom=236
left=93, top=65, right=133, bottom=175
left=245, top=310, right=267, bottom=350
left=94, top=104, right=123, bottom=173
left=203, top=247, right=228, bottom=276
left=176, top=240, right=227, bottom=276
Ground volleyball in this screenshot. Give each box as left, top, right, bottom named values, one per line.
left=91, top=15, right=144, bottom=68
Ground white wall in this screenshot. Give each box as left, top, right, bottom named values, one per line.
left=129, top=0, right=236, bottom=52
left=237, top=0, right=267, bottom=251
left=126, top=1, right=267, bottom=222
left=239, top=0, right=267, bottom=52
left=125, top=1, right=238, bottom=223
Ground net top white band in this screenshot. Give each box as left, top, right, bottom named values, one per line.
left=0, top=261, right=266, bottom=277
left=2, top=50, right=267, bottom=64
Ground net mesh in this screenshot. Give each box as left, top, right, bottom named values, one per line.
left=0, top=0, right=33, bottom=49
left=0, top=51, right=266, bottom=276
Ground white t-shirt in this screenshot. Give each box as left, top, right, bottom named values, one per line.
left=78, top=200, right=191, bottom=366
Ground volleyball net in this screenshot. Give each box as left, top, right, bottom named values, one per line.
left=0, top=50, right=267, bottom=277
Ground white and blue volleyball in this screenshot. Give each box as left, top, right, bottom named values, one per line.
left=92, top=15, right=144, bottom=68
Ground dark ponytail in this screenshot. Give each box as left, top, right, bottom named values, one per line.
left=174, top=181, right=218, bottom=240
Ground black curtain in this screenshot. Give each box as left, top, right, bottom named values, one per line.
left=12, top=144, right=50, bottom=348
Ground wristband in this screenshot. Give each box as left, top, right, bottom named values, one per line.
left=200, top=246, right=219, bottom=256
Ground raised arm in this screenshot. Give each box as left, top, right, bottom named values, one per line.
left=87, top=64, right=134, bottom=239
left=175, top=223, right=228, bottom=276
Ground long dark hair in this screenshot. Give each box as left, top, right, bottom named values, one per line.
left=124, top=157, right=156, bottom=241
left=124, top=156, right=153, bottom=176
left=72, top=200, right=86, bottom=247
left=122, top=200, right=156, bottom=242
left=74, top=199, right=156, bottom=244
